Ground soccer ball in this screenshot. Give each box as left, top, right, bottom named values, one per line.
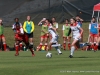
left=46, top=52, right=52, bottom=58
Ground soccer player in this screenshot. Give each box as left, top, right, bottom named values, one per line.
left=14, top=23, right=24, bottom=56
left=69, top=18, right=83, bottom=58
left=12, top=18, right=23, bottom=51
left=62, top=19, right=71, bottom=50
left=48, top=27, right=62, bottom=54
left=23, top=16, right=35, bottom=56
left=37, top=21, right=48, bottom=51
left=89, top=17, right=98, bottom=51
left=0, top=18, right=7, bottom=51
left=45, top=19, right=57, bottom=50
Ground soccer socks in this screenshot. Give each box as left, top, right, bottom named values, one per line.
left=93, top=44, right=98, bottom=51
left=51, top=44, right=61, bottom=47
left=55, top=47, right=62, bottom=54
left=15, top=45, right=19, bottom=54
left=68, top=42, right=71, bottom=50
left=29, top=43, right=35, bottom=55
left=44, top=43, right=48, bottom=50
left=39, top=43, right=43, bottom=50
left=70, top=46, right=75, bottom=56
left=19, top=43, right=23, bottom=51
left=63, top=43, right=66, bottom=50
left=3, top=43, right=7, bottom=51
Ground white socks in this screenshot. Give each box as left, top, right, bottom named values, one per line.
left=71, top=46, right=75, bottom=56
left=57, top=49, right=62, bottom=54
left=51, top=44, right=61, bottom=47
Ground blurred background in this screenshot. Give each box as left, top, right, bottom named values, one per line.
left=0, top=0, right=100, bottom=25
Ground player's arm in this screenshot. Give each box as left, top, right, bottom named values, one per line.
left=88, top=23, right=91, bottom=34
left=31, top=22, right=35, bottom=33
left=19, top=28, right=24, bottom=35
left=79, top=18, right=84, bottom=22
left=23, top=21, right=27, bottom=33
left=56, top=23, right=58, bottom=32
left=79, top=27, right=83, bottom=36
left=38, top=18, right=46, bottom=26
left=38, top=20, right=43, bottom=26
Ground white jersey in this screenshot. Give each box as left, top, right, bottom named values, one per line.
left=12, top=23, right=22, bottom=29
left=70, top=24, right=81, bottom=40
left=48, top=29, right=57, bottom=38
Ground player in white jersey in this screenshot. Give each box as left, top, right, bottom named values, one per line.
left=48, top=27, right=62, bottom=55
left=69, top=18, right=83, bottom=58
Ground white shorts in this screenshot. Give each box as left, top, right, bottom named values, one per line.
left=50, top=36, right=58, bottom=43
left=73, top=34, right=81, bottom=40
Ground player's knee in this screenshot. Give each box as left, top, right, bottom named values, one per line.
left=29, top=43, right=33, bottom=48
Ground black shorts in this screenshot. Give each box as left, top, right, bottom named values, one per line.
left=26, top=32, right=33, bottom=38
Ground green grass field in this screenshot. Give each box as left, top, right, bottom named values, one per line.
left=0, top=23, right=100, bottom=75
left=0, top=51, right=100, bottom=75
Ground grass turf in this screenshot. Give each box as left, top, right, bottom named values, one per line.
left=1, top=23, right=100, bottom=75
left=0, top=51, right=100, bottom=75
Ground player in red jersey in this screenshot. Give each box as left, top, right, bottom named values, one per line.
left=13, top=22, right=24, bottom=56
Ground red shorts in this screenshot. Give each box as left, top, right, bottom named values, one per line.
left=41, top=34, right=48, bottom=39
left=90, top=33, right=98, bottom=37
left=0, top=35, right=5, bottom=38
left=15, top=34, right=24, bottom=41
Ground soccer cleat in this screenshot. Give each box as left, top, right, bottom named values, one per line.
left=32, top=53, right=35, bottom=56
left=69, top=55, right=73, bottom=58
left=58, top=53, right=62, bottom=55
left=15, top=53, right=19, bottom=56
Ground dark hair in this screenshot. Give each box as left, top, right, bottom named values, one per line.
left=65, top=19, right=69, bottom=22
left=14, top=18, right=19, bottom=21
left=92, top=16, right=96, bottom=19
left=46, top=19, right=52, bottom=23
left=71, top=17, right=76, bottom=22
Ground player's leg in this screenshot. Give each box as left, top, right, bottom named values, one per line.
left=93, top=35, right=98, bottom=51
left=90, top=34, right=94, bottom=50
left=19, top=42, right=23, bottom=51
left=44, top=35, right=48, bottom=51
left=69, top=38, right=79, bottom=58
left=23, top=33, right=29, bottom=51
left=2, top=36, right=7, bottom=51
left=37, top=36, right=44, bottom=51
left=49, top=34, right=52, bottom=50
left=55, top=46, right=62, bottom=55
left=63, top=37, right=67, bottom=50
left=15, top=40, right=20, bottom=56
left=28, top=33, right=35, bottom=56
left=67, top=36, right=71, bottom=50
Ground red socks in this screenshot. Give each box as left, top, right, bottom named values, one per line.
left=3, top=43, right=7, bottom=51
left=63, top=43, right=66, bottom=50
left=94, top=45, right=98, bottom=51
left=15, top=45, right=19, bottom=54
left=68, top=43, right=71, bottom=50
left=19, top=43, right=23, bottom=51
